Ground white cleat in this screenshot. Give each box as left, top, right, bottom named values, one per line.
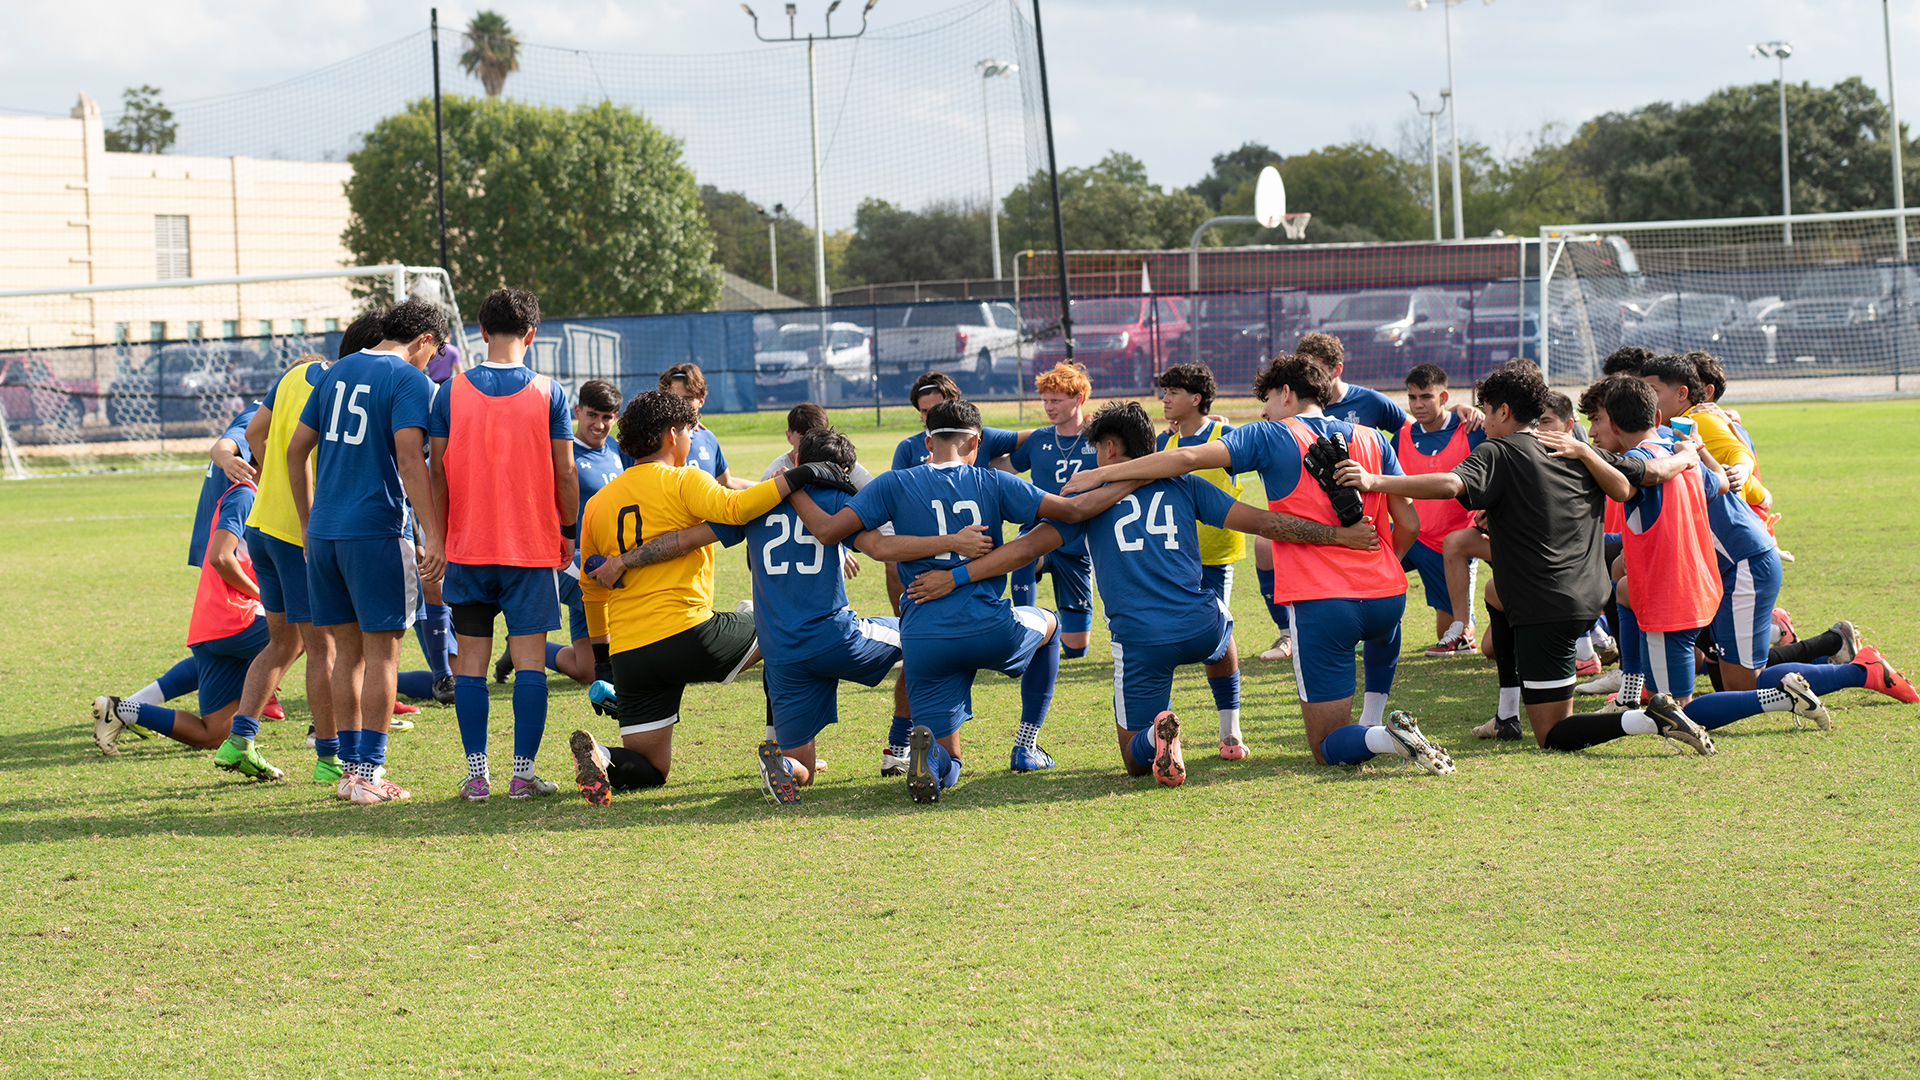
left=1777, top=671, right=1832, bottom=731
left=1384, top=710, right=1455, bottom=775
left=91, top=695, right=125, bottom=756
left=1259, top=633, right=1292, bottom=661
left=1576, top=668, right=1624, bottom=696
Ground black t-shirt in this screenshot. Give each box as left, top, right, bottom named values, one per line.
left=1451, top=432, right=1646, bottom=627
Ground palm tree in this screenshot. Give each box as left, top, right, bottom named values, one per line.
left=460, top=11, right=521, bottom=98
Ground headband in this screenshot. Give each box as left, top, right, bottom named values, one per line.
left=928, top=428, right=980, bottom=436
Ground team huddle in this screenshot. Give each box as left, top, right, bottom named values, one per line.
left=88, top=290, right=1918, bottom=806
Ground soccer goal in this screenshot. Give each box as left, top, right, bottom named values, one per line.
left=1537, top=207, right=1920, bottom=399
left=0, top=265, right=466, bottom=477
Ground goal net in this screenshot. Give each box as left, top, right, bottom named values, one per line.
left=0, top=265, right=465, bottom=477
left=1538, top=208, right=1920, bottom=398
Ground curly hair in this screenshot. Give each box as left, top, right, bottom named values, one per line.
left=1252, top=353, right=1334, bottom=406
left=1294, top=331, right=1345, bottom=370
left=796, top=427, right=857, bottom=471
left=478, top=288, right=541, bottom=337
left=1034, top=361, right=1092, bottom=400
left=1156, top=363, right=1216, bottom=412
left=378, top=299, right=450, bottom=349
left=1082, top=401, right=1155, bottom=461
left=1602, top=345, right=1654, bottom=376
left=615, top=390, right=698, bottom=461
left=1474, top=359, right=1550, bottom=426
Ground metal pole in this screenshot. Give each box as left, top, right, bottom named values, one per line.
left=1032, top=0, right=1074, bottom=360
left=1779, top=55, right=1793, bottom=246
left=768, top=219, right=779, bottom=295
left=431, top=9, right=450, bottom=278
left=1887, top=0, right=1908, bottom=262
left=1430, top=111, right=1443, bottom=241
left=983, top=75, right=1003, bottom=280
left=1444, top=2, right=1464, bottom=241
left=1515, top=237, right=1524, bottom=361
left=808, top=36, right=829, bottom=308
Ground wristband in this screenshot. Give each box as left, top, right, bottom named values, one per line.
left=951, top=564, right=971, bottom=587
left=560, top=522, right=578, bottom=540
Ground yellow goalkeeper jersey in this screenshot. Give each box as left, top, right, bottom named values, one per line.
left=1684, top=404, right=1770, bottom=508
left=246, top=359, right=326, bottom=545
left=580, top=461, right=783, bottom=653
left=1156, top=419, right=1244, bottom=565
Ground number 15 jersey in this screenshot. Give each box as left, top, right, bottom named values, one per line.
left=296, top=349, right=433, bottom=541
left=1049, top=475, right=1238, bottom=647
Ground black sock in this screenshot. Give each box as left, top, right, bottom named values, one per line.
left=1704, top=659, right=1724, bottom=692
left=1543, top=713, right=1631, bottom=751
left=606, top=747, right=667, bottom=790
left=1489, top=607, right=1517, bottom=690
left=1771, top=629, right=1841, bottom=666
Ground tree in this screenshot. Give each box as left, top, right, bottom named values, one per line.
left=461, top=11, right=522, bottom=98
left=1188, top=142, right=1282, bottom=211
left=1001, top=152, right=1214, bottom=258
left=103, top=85, right=174, bottom=154
left=344, top=97, right=720, bottom=318
left=699, top=187, right=822, bottom=302
left=843, top=199, right=992, bottom=285
left=1210, top=142, right=1427, bottom=244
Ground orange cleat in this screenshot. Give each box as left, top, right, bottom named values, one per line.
left=1152, top=710, right=1185, bottom=788
left=1853, top=645, right=1919, bottom=704
left=262, top=695, right=285, bottom=721
left=392, top=701, right=420, bottom=715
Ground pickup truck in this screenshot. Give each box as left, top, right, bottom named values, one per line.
left=0, top=355, right=97, bottom=442
left=867, top=300, right=1024, bottom=397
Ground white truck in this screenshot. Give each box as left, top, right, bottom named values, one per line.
left=867, top=300, right=1024, bottom=396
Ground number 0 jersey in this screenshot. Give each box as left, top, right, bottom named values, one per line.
left=579, top=461, right=784, bottom=653
left=1049, top=475, right=1238, bottom=647
left=710, top=487, right=862, bottom=664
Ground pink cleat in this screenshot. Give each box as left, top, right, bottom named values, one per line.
left=1218, top=736, right=1248, bottom=761
left=1153, top=711, right=1186, bottom=788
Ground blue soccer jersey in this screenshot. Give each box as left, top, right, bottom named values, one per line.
left=1049, top=475, right=1237, bottom=647
left=688, top=425, right=729, bottom=480
left=298, top=349, right=433, bottom=541
left=711, top=487, right=866, bottom=665
left=1008, top=425, right=1098, bottom=555
left=1221, top=414, right=1403, bottom=503
left=848, top=462, right=1045, bottom=638
left=189, top=400, right=260, bottom=567
left=891, top=426, right=1019, bottom=471
left=573, top=438, right=632, bottom=528
left=1325, top=385, right=1410, bottom=433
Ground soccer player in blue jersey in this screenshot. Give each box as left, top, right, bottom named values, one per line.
left=1006, top=362, right=1100, bottom=659
left=659, top=363, right=746, bottom=489
left=1068, top=355, right=1456, bottom=776
left=803, top=399, right=1137, bottom=800
left=287, top=299, right=447, bottom=806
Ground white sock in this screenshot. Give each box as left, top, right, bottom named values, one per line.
left=1218, top=708, right=1242, bottom=742
left=512, top=755, right=535, bottom=779
left=1440, top=620, right=1465, bottom=644
left=1359, top=692, right=1387, bottom=727
left=1576, top=635, right=1596, bottom=662
left=1619, top=672, right=1644, bottom=703
left=1621, top=711, right=1656, bottom=735
left=129, top=681, right=167, bottom=706
left=1363, top=725, right=1406, bottom=757
left=467, top=752, right=489, bottom=778
left=765, top=723, right=777, bottom=741
left=1015, top=721, right=1042, bottom=750
left=115, top=698, right=146, bottom=725
left=1497, top=686, right=1521, bottom=719
left=1757, top=688, right=1792, bottom=712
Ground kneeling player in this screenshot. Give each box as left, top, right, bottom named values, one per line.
left=1395, top=364, right=1486, bottom=653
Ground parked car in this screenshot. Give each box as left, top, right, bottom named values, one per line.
left=1190, top=289, right=1313, bottom=393
left=104, top=343, right=266, bottom=427
left=1620, top=292, right=1749, bottom=356
left=1315, top=290, right=1465, bottom=384
left=1462, top=278, right=1540, bottom=376
left=1755, top=264, right=1920, bottom=368
left=754, top=321, right=874, bottom=406
left=1028, top=296, right=1191, bottom=395
left=0, top=355, right=95, bottom=438
left=867, top=300, right=1024, bottom=396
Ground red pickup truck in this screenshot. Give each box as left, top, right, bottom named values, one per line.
left=0, top=356, right=96, bottom=440
left=1027, top=296, right=1189, bottom=396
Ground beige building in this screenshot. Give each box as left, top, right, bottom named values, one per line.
left=0, top=93, right=360, bottom=350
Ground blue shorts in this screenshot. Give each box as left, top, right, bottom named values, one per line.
left=1709, top=549, right=1782, bottom=670
left=1110, top=609, right=1234, bottom=731
left=557, top=567, right=590, bottom=642
left=766, top=617, right=903, bottom=749
left=306, top=536, right=421, bottom=633
left=1200, top=563, right=1235, bottom=610
left=190, top=616, right=270, bottom=717
left=903, top=605, right=1053, bottom=739
left=443, top=562, right=562, bottom=636
left=1399, top=539, right=1451, bottom=615
left=248, top=528, right=311, bottom=624
left=1035, top=548, right=1093, bottom=614
left=1642, top=624, right=1702, bottom=696
left=1288, top=594, right=1406, bottom=703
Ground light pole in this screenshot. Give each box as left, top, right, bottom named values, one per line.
left=756, top=202, right=785, bottom=295
left=1752, top=40, right=1795, bottom=245
left=977, top=59, right=1017, bottom=280
left=1411, top=90, right=1449, bottom=242
left=1884, top=0, right=1907, bottom=262
left=743, top=1, right=879, bottom=308
left=1408, top=0, right=1490, bottom=241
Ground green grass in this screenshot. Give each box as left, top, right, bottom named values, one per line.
left=3, top=400, right=1918, bottom=1078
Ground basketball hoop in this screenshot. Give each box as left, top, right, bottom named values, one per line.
left=1278, top=212, right=1312, bottom=241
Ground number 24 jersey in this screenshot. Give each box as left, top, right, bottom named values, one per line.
left=1049, top=475, right=1238, bottom=647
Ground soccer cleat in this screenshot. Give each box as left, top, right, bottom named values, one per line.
left=346, top=773, right=410, bottom=805
left=1852, top=644, right=1919, bottom=704
left=393, top=701, right=420, bottom=716
left=1828, top=621, right=1861, bottom=665
left=1152, top=711, right=1185, bottom=788
left=313, top=757, right=344, bottom=784
left=387, top=716, right=414, bottom=733
left=1771, top=608, right=1797, bottom=647
left=1383, top=711, right=1455, bottom=775
left=433, top=675, right=457, bottom=705
left=880, top=746, right=910, bottom=777
left=306, top=722, right=317, bottom=750
left=1218, top=735, right=1248, bottom=761
left=1423, top=635, right=1478, bottom=659
left=1259, top=633, right=1292, bottom=661
left=1646, top=694, right=1715, bottom=756
left=1776, top=671, right=1831, bottom=731
left=1009, top=744, right=1056, bottom=772
left=262, top=695, right=286, bottom=721
left=1471, top=715, right=1523, bottom=741
left=758, top=740, right=801, bottom=805
left=1593, top=632, right=1620, bottom=667
left=509, top=775, right=560, bottom=799
left=335, top=772, right=356, bottom=801
left=906, top=725, right=940, bottom=804
left=569, top=729, right=612, bottom=806
left=458, top=774, right=492, bottom=801
left=587, top=681, right=619, bottom=719
left=213, top=738, right=286, bottom=781
left=1575, top=654, right=1602, bottom=677
left=1576, top=668, right=1624, bottom=696
left=91, top=695, right=127, bottom=756
left=493, top=650, right=513, bottom=684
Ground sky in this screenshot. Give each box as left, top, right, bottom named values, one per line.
left=5, top=0, right=1916, bottom=201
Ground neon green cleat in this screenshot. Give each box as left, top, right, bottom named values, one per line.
left=213, top=737, right=286, bottom=781
left=313, top=757, right=344, bottom=784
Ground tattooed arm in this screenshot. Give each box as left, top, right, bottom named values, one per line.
left=1222, top=502, right=1380, bottom=551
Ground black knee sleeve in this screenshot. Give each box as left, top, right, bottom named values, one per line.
left=606, top=747, right=667, bottom=790
left=1543, top=713, right=1629, bottom=752
left=1489, top=606, right=1517, bottom=690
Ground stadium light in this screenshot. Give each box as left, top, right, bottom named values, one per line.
left=1751, top=41, right=1795, bottom=245
left=1407, top=0, right=1492, bottom=241
left=978, top=59, right=1019, bottom=279
left=1410, top=90, right=1449, bottom=242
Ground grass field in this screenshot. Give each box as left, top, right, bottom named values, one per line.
left=3, top=398, right=1918, bottom=1078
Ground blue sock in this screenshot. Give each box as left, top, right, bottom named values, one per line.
left=1208, top=672, right=1241, bottom=712
left=1256, top=565, right=1288, bottom=632
left=396, top=670, right=438, bottom=701
left=315, top=736, right=340, bottom=761
left=361, top=729, right=389, bottom=767
left=927, top=742, right=963, bottom=790
left=414, top=603, right=453, bottom=679
left=1011, top=561, right=1037, bottom=608
left=1320, top=723, right=1377, bottom=765
left=544, top=641, right=565, bottom=673
left=453, top=674, right=490, bottom=757
left=156, top=656, right=198, bottom=700
left=229, top=713, right=259, bottom=741
left=1618, top=601, right=1643, bottom=675
left=135, top=702, right=176, bottom=736
left=1019, top=633, right=1060, bottom=729
left=512, top=670, right=548, bottom=763
left=1683, top=690, right=1765, bottom=730
left=1758, top=662, right=1866, bottom=695
left=1128, top=726, right=1157, bottom=770
left=338, top=728, right=362, bottom=763
left=887, top=716, right=913, bottom=749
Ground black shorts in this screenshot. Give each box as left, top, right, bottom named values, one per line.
left=609, top=611, right=758, bottom=736
left=1513, top=618, right=1590, bottom=704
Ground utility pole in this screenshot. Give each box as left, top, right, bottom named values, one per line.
left=431, top=9, right=449, bottom=278
left=1885, top=0, right=1908, bottom=261
left=1411, top=90, right=1448, bottom=242
left=1032, top=0, right=1073, bottom=359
